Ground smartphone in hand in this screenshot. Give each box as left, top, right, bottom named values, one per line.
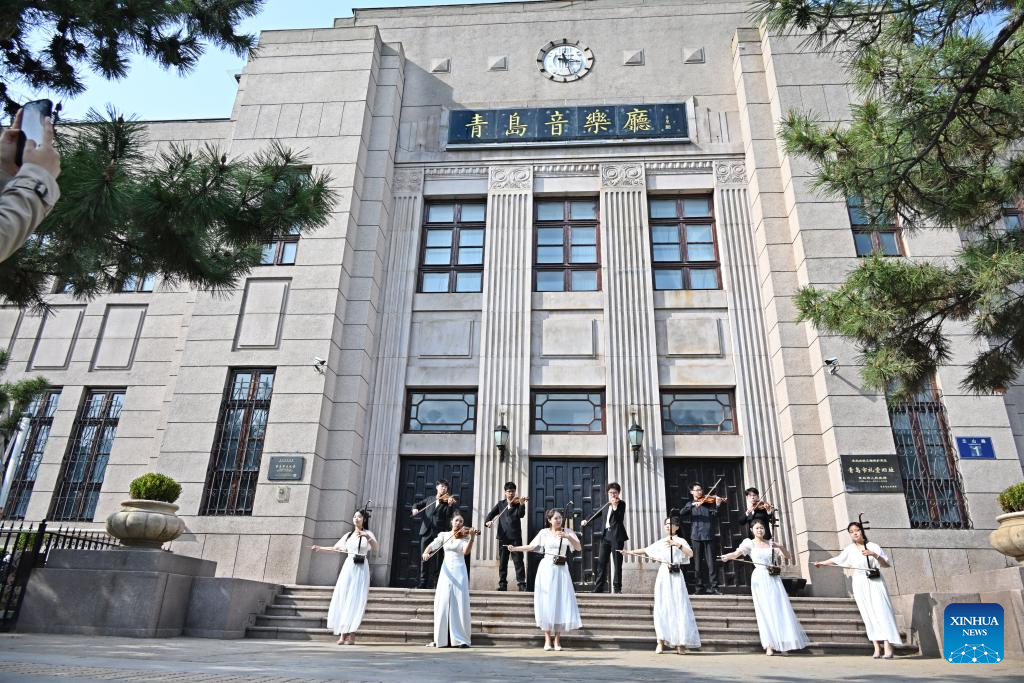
left=15, top=99, right=53, bottom=167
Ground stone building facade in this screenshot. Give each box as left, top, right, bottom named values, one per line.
left=1, top=0, right=1021, bottom=597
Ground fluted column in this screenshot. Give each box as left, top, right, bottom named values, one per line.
left=361, top=169, right=424, bottom=585
left=600, top=163, right=664, bottom=564
left=472, top=167, right=534, bottom=573
left=714, top=161, right=796, bottom=552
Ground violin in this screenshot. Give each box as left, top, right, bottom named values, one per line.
left=452, top=526, right=481, bottom=539
left=751, top=500, right=774, bottom=512
left=509, top=495, right=528, bottom=505
left=695, top=495, right=727, bottom=505
left=438, top=493, right=459, bottom=504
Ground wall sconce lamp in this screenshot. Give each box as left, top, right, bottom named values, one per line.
left=494, top=410, right=510, bottom=461
left=627, top=408, right=644, bottom=463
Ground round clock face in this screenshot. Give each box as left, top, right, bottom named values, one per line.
left=538, top=39, right=594, bottom=82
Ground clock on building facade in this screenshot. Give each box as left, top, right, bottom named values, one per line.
left=537, top=39, right=594, bottom=82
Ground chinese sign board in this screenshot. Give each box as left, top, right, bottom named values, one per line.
left=268, top=456, right=305, bottom=481
left=956, top=436, right=996, bottom=459
left=447, top=103, right=688, bottom=146
left=840, top=454, right=903, bottom=493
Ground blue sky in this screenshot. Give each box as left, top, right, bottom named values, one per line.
left=25, top=1, right=505, bottom=122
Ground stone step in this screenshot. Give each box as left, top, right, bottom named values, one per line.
left=244, top=627, right=896, bottom=654
left=252, top=615, right=873, bottom=643
left=271, top=596, right=864, bottom=619
left=263, top=604, right=870, bottom=631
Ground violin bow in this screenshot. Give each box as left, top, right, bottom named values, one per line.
left=733, top=557, right=778, bottom=573
left=423, top=528, right=478, bottom=562
left=704, top=476, right=724, bottom=499
left=583, top=500, right=611, bottom=527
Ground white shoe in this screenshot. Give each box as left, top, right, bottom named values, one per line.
left=425, top=642, right=436, bottom=648
left=543, top=644, right=552, bottom=651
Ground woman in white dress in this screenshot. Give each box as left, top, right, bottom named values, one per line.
left=720, top=520, right=810, bottom=655
left=312, top=507, right=378, bottom=645
left=620, top=509, right=701, bottom=654
left=814, top=521, right=902, bottom=658
left=508, top=508, right=582, bottom=651
left=422, top=511, right=476, bottom=648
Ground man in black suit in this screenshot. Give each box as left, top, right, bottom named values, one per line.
left=744, top=487, right=778, bottom=541
left=583, top=482, right=628, bottom=594
left=411, top=479, right=459, bottom=589
left=682, top=482, right=722, bottom=594
left=484, top=481, right=527, bottom=591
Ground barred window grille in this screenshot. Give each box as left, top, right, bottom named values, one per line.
left=200, top=369, right=275, bottom=516
left=1, top=389, right=61, bottom=520
left=887, top=379, right=970, bottom=529
left=49, top=389, right=125, bottom=522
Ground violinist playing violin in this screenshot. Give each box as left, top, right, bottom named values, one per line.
left=412, top=478, right=460, bottom=589
left=744, top=487, right=778, bottom=541
left=681, top=482, right=723, bottom=595
left=484, top=481, right=527, bottom=592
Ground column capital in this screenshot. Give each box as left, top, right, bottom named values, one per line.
left=488, top=166, right=533, bottom=191
left=392, top=169, right=423, bottom=195
left=714, top=161, right=747, bottom=187
left=600, top=162, right=645, bottom=189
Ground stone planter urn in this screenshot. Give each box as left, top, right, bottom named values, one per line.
left=105, top=499, right=186, bottom=549
left=989, top=511, right=1024, bottom=564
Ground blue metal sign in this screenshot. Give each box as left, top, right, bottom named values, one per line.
left=956, top=436, right=996, bottom=459
left=447, top=103, right=688, bottom=146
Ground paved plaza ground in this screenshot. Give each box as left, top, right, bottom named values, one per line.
left=0, top=634, right=1019, bottom=682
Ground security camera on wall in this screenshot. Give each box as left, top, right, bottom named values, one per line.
left=824, top=357, right=840, bottom=375
left=312, top=356, right=326, bottom=375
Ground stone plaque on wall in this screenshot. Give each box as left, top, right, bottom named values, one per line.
left=268, top=456, right=305, bottom=481
left=840, top=454, right=903, bottom=493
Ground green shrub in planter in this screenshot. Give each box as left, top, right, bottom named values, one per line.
left=997, top=482, right=1024, bottom=514
left=129, top=473, right=182, bottom=504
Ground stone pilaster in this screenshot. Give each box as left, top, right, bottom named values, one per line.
left=360, top=168, right=423, bottom=586
left=715, top=160, right=796, bottom=550
left=471, top=166, right=534, bottom=581
left=599, top=163, right=664, bottom=576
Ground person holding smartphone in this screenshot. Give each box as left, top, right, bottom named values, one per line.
left=0, top=102, right=62, bottom=263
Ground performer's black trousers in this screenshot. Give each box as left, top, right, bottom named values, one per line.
left=419, top=534, right=441, bottom=589
left=691, top=539, right=718, bottom=591
left=593, top=538, right=625, bottom=593
left=497, top=543, right=527, bottom=588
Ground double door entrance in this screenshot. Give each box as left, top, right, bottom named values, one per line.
left=389, top=456, right=751, bottom=591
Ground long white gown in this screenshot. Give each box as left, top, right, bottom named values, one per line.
left=738, top=538, right=811, bottom=652
left=644, top=537, right=701, bottom=648
left=427, top=532, right=472, bottom=647
left=529, top=529, right=582, bottom=634
left=326, top=530, right=375, bottom=635
left=829, top=542, right=902, bottom=644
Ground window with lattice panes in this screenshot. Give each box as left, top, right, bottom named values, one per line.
left=418, top=202, right=486, bottom=293
left=848, top=197, right=903, bottom=256
left=660, top=391, right=735, bottom=434
left=533, top=199, right=600, bottom=292
left=532, top=391, right=605, bottom=433
left=648, top=196, right=721, bottom=290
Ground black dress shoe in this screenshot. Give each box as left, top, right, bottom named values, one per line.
left=497, top=585, right=507, bottom=591
left=517, top=584, right=528, bottom=592
left=709, top=588, right=723, bottom=595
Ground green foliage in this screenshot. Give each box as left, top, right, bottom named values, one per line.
left=0, top=110, right=336, bottom=309
left=997, top=482, right=1024, bottom=513
left=0, top=347, right=49, bottom=438
left=0, top=1, right=263, bottom=117
left=753, top=0, right=1024, bottom=393
left=129, top=473, right=182, bottom=503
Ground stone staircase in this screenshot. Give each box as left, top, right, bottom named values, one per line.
left=245, top=586, right=916, bottom=654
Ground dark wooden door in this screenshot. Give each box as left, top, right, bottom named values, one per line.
left=528, top=459, right=606, bottom=591
left=389, top=457, right=475, bottom=588
left=664, top=457, right=751, bottom=592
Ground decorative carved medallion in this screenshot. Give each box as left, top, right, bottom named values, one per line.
left=600, top=163, right=645, bottom=188
left=714, top=161, right=747, bottom=186
left=392, top=169, right=423, bottom=194
left=488, top=166, right=532, bottom=191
